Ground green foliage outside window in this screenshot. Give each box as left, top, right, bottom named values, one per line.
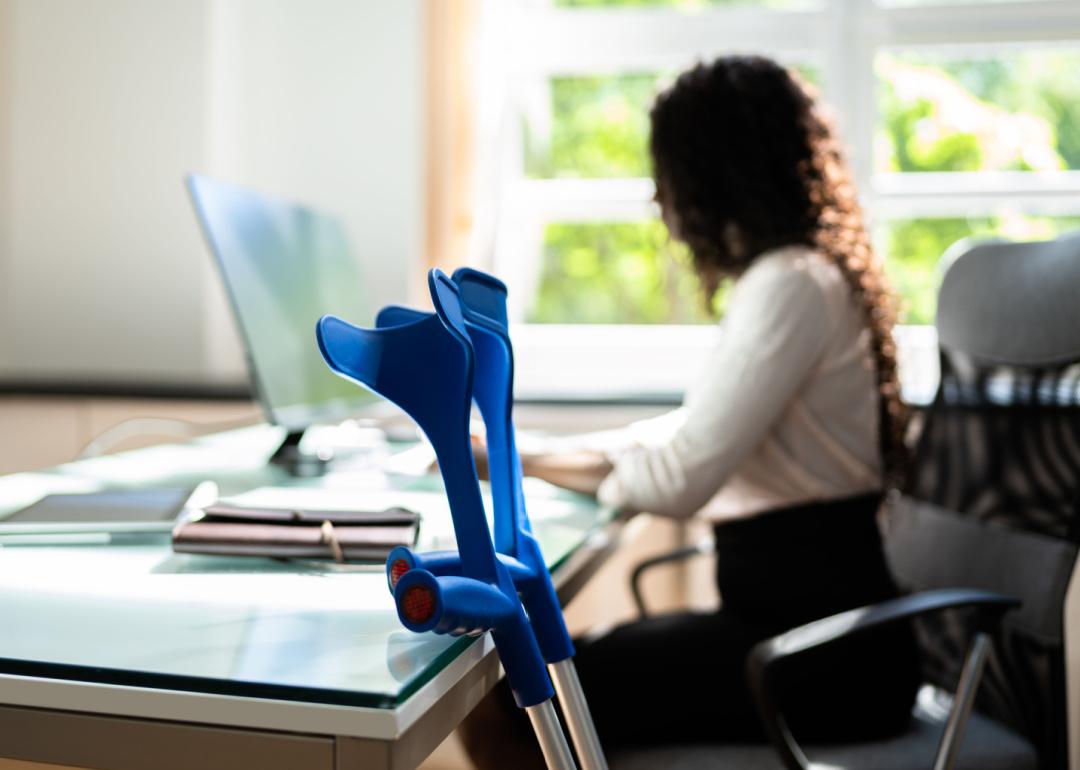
left=528, top=221, right=726, bottom=324
left=525, top=51, right=1080, bottom=325
left=525, top=75, right=657, bottom=179
left=877, top=51, right=1080, bottom=173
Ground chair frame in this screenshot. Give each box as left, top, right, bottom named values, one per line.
left=746, top=588, right=1017, bottom=770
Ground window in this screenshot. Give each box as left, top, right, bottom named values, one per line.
left=484, top=0, right=1080, bottom=395
left=872, top=40, right=1080, bottom=324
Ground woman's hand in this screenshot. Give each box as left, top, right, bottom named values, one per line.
left=471, top=431, right=490, bottom=480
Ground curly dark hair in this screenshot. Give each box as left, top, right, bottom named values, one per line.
left=649, top=55, right=907, bottom=481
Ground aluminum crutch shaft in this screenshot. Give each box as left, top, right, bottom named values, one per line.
left=550, top=659, right=608, bottom=770
left=526, top=699, right=578, bottom=770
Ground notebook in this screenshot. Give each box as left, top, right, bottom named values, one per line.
left=172, top=503, right=420, bottom=562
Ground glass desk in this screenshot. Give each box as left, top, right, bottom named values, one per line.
left=0, top=425, right=619, bottom=770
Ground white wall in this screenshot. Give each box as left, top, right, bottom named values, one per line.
left=0, top=0, right=11, bottom=377
left=1, top=0, right=211, bottom=384
left=0, top=0, right=422, bottom=387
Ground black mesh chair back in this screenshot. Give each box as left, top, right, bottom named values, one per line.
left=888, top=231, right=1080, bottom=769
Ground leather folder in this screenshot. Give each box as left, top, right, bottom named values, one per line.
left=172, top=503, right=420, bottom=563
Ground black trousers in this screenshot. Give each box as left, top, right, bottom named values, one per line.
left=571, top=494, right=921, bottom=749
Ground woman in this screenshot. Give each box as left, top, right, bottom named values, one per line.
left=463, top=55, right=919, bottom=767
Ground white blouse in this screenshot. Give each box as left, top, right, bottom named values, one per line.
left=595, top=245, right=883, bottom=522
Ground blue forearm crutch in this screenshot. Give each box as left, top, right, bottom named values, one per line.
left=382, top=268, right=608, bottom=770
left=316, top=270, right=576, bottom=770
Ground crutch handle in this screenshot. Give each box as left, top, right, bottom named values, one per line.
left=386, top=547, right=462, bottom=591
left=393, top=569, right=515, bottom=637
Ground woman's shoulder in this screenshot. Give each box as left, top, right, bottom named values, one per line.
left=725, top=245, right=855, bottom=337
left=736, top=244, right=846, bottom=303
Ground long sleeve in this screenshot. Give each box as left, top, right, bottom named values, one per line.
left=597, top=255, right=834, bottom=519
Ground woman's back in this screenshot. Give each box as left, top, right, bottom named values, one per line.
left=599, top=244, right=883, bottom=521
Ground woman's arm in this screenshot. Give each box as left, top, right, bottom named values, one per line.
left=468, top=435, right=612, bottom=496
left=519, top=450, right=613, bottom=497
left=471, top=408, right=685, bottom=496
left=597, top=259, right=833, bottom=519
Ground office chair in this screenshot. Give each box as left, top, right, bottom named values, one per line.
left=886, top=230, right=1080, bottom=769
left=614, top=232, right=1080, bottom=769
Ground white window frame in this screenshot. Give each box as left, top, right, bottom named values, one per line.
left=483, top=0, right=1080, bottom=401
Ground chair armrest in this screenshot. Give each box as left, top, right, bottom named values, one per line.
left=629, top=540, right=714, bottom=617
left=750, top=588, right=1017, bottom=670
left=746, top=588, right=1020, bottom=770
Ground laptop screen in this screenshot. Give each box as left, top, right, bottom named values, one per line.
left=187, top=174, right=379, bottom=430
